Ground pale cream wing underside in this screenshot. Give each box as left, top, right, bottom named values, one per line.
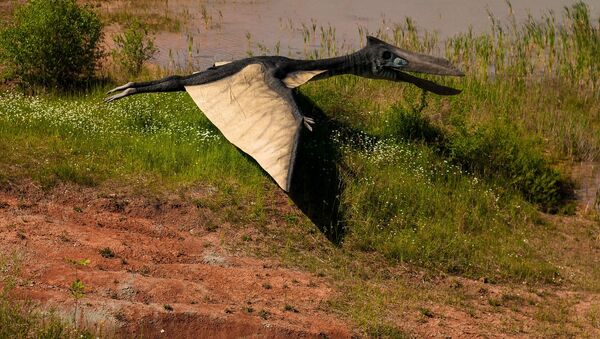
left=185, top=63, right=301, bottom=191
left=211, top=61, right=325, bottom=88
left=282, top=70, right=326, bottom=88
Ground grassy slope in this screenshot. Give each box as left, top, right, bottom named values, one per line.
left=1, top=1, right=599, bottom=337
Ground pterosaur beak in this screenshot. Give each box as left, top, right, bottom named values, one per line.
left=394, top=71, right=462, bottom=95
left=393, top=47, right=464, bottom=76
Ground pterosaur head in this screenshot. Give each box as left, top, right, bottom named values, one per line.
left=361, top=36, right=464, bottom=95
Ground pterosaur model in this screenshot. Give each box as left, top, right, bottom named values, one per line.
left=106, top=36, right=463, bottom=191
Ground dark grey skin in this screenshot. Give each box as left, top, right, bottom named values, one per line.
left=105, top=36, right=464, bottom=107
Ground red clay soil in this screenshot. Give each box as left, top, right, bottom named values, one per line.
left=0, top=182, right=351, bottom=338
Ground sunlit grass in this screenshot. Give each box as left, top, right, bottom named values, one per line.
left=0, top=1, right=599, bottom=336
left=0, top=253, right=96, bottom=338
left=1, top=2, right=597, bottom=283
left=0, top=90, right=268, bottom=196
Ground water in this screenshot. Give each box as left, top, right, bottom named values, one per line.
left=147, top=0, right=600, bottom=69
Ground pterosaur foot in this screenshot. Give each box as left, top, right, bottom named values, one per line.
left=106, top=82, right=134, bottom=94
left=104, top=88, right=136, bottom=103
left=303, top=117, right=315, bottom=131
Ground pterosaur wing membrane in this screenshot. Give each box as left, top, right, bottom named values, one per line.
left=185, top=63, right=302, bottom=191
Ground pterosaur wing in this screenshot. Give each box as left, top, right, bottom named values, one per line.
left=185, top=63, right=302, bottom=191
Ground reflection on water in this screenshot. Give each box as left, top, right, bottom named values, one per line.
left=145, top=0, right=599, bottom=69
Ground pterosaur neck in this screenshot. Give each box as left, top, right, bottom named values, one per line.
left=292, top=51, right=368, bottom=78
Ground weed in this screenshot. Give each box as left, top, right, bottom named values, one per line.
left=262, top=282, right=272, bottom=290
left=67, top=258, right=90, bottom=326
left=204, top=222, right=219, bottom=232
left=283, top=213, right=299, bottom=225
left=102, top=7, right=181, bottom=33
left=0, top=296, right=93, bottom=338
left=284, top=304, right=299, bottom=313
left=112, top=21, right=157, bottom=77
left=258, top=309, right=270, bottom=320
left=193, top=199, right=206, bottom=208
left=488, top=298, right=502, bottom=307
left=99, top=247, right=115, bottom=259
left=163, top=304, right=173, bottom=311
left=449, top=280, right=463, bottom=289
left=418, top=307, right=434, bottom=318
left=366, top=324, right=411, bottom=339
left=588, top=304, right=600, bottom=329
left=501, top=293, right=526, bottom=305
left=200, top=5, right=211, bottom=30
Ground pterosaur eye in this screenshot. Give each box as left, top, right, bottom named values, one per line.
left=393, top=57, right=407, bottom=66
left=382, top=51, right=392, bottom=60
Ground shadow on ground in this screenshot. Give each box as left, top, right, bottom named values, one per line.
left=289, top=92, right=348, bottom=244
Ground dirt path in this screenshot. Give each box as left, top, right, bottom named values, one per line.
left=0, top=182, right=351, bottom=338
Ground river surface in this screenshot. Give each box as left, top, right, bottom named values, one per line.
left=149, top=0, right=600, bottom=69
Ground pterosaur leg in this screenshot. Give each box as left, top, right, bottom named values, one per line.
left=105, top=88, right=136, bottom=103
left=106, top=82, right=134, bottom=94
left=106, top=75, right=184, bottom=94
left=105, top=75, right=187, bottom=102
left=104, top=63, right=245, bottom=103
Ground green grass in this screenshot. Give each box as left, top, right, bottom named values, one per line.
left=0, top=254, right=94, bottom=339
left=0, top=90, right=268, bottom=193
left=1, top=3, right=598, bottom=283
left=0, top=297, right=95, bottom=339
left=0, top=1, right=599, bottom=336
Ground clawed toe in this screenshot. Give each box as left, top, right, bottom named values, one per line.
left=106, top=82, right=133, bottom=95
left=303, top=117, right=315, bottom=131
left=104, top=88, right=134, bottom=103
left=104, top=95, right=118, bottom=103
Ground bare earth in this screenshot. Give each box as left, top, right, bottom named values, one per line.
left=1, top=181, right=599, bottom=338
left=0, top=182, right=350, bottom=338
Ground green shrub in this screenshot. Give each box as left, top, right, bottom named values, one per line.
left=382, top=104, right=572, bottom=213
left=446, top=121, right=572, bottom=213
left=0, top=0, right=103, bottom=90
left=112, top=21, right=157, bottom=77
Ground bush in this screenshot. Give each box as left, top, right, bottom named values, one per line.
left=446, top=122, right=573, bottom=213
left=383, top=105, right=573, bottom=213
left=112, top=21, right=157, bottom=77
left=0, top=0, right=103, bottom=90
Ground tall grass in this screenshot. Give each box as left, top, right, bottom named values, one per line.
left=276, top=2, right=600, bottom=161
left=445, top=2, right=599, bottom=89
